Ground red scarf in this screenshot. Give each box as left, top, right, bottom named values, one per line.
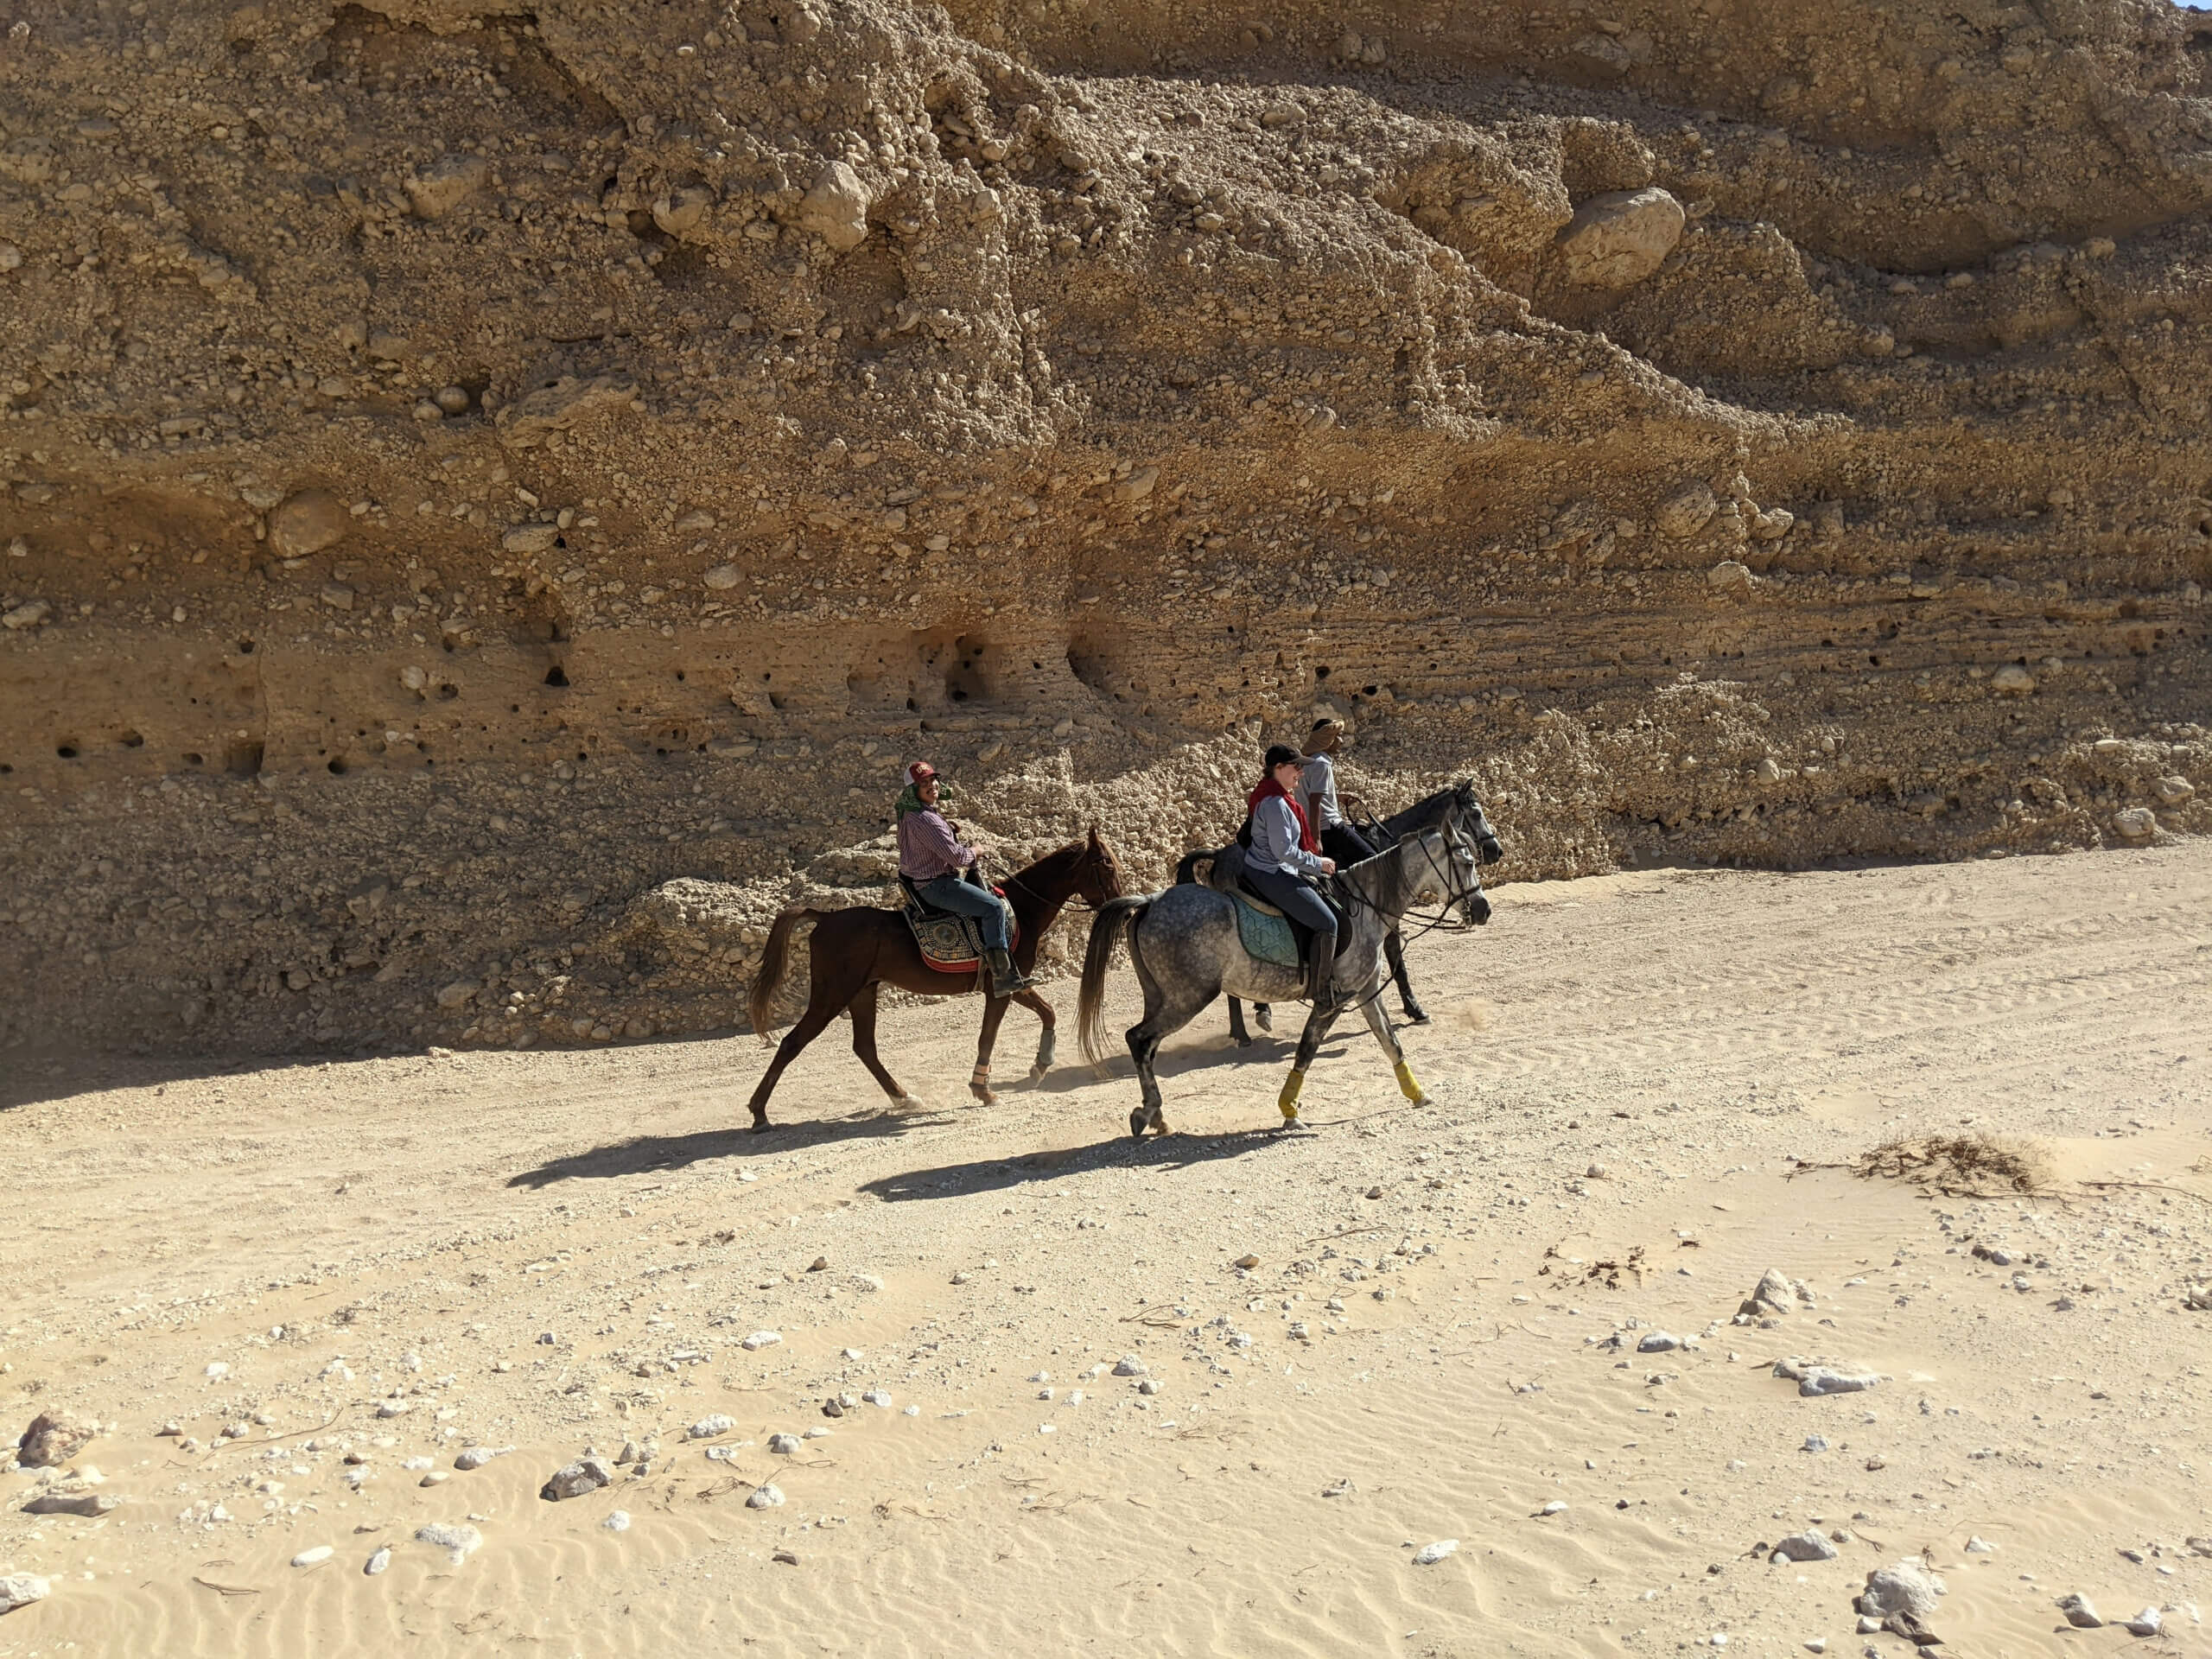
left=1247, top=776, right=1319, bottom=854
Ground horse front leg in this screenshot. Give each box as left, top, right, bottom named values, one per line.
left=1228, top=996, right=1252, bottom=1048
left=972, top=991, right=1013, bottom=1104
left=1278, top=998, right=1344, bottom=1127
left=1358, top=976, right=1426, bottom=1103
left=1010, top=988, right=1055, bottom=1078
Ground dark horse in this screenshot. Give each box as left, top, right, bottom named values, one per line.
left=743, top=830, right=1127, bottom=1130
left=1174, top=791, right=1504, bottom=1045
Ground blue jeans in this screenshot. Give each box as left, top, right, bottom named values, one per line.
left=918, top=874, right=1012, bottom=952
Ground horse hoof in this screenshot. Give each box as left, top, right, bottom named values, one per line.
left=1402, top=1009, right=1432, bottom=1027
left=972, top=1089, right=1000, bottom=1107
left=1234, top=1036, right=1253, bottom=1050
left=751, top=1118, right=774, bottom=1135
left=1028, top=1065, right=1050, bottom=1081
left=1128, top=1108, right=1148, bottom=1140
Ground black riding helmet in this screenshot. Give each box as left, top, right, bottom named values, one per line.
left=1262, top=742, right=1305, bottom=773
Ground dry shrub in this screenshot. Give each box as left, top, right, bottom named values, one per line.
left=1854, top=1133, right=2053, bottom=1196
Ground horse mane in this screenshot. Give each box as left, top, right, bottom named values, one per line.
left=1379, top=780, right=1476, bottom=838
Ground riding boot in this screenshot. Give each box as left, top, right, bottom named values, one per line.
left=985, top=947, right=1033, bottom=998
left=1304, top=934, right=1338, bottom=1016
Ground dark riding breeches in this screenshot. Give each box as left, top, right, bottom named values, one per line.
left=1319, top=823, right=1377, bottom=865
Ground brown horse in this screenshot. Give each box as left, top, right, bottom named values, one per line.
left=743, top=829, right=1127, bottom=1130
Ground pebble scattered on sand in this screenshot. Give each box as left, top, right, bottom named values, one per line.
left=291, top=1545, right=334, bottom=1567
left=1413, top=1540, right=1458, bottom=1565
left=747, top=1483, right=785, bottom=1510
left=604, top=1510, right=632, bottom=1533
left=364, top=1547, right=390, bottom=1575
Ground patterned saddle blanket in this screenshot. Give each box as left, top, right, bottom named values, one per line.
left=902, top=888, right=1020, bottom=975
left=1229, top=893, right=1300, bottom=969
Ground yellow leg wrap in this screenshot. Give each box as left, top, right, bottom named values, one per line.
left=1278, top=1069, right=1306, bottom=1119
left=1395, top=1059, right=1426, bottom=1103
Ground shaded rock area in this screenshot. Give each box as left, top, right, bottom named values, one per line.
left=1, top=0, right=2209, bottom=1057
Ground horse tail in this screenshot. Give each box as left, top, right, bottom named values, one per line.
left=1078, top=895, right=1150, bottom=1065
left=747, top=906, right=816, bottom=1038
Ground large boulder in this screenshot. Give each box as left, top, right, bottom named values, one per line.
left=1555, top=187, right=1685, bottom=287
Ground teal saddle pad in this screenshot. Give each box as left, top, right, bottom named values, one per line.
left=1230, top=893, right=1300, bottom=968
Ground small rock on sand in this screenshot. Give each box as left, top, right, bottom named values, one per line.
left=1800, top=1368, right=1879, bottom=1397
left=687, top=1415, right=736, bottom=1440
left=2122, top=1607, right=2162, bottom=1637
left=1637, top=1332, right=1685, bottom=1352
left=22, top=1491, right=117, bottom=1517
left=768, top=1433, right=802, bottom=1454
left=540, top=1457, right=613, bottom=1501
left=1413, top=1539, right=1458, bottom=1565
left=2057, top=1593, right=2101, bottom=1629
left=1772, top=1530, right=1839, bottom=1562
left=1113, top=1356, right=1148, bottom=1376
left=0, top=1575, right=52, bottom=1613
left=291, top=1546, right=334, bottom=1567
left=454, top=1446, right=511, bottom=1471
left=1965, top=1535, right=1996, bottom=1554
left=365, top=1547, right=390, bottom=1575
left=415, top=1522, right=482, bottom=1565
left=16, top=1411, right=98, bottom=1469
left=1856, top=1560, right=1945, bottom=1620
left=741, top=1332, right=781, bottom=1351
left=747, top=1483, right=786, bottom=1510
left=604, top=1510, right=632, bottom=1532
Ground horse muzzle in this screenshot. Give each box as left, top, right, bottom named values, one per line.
left=1463, top=892, right=1492, bottom=926
left=1478, top=836, right=1504, bottom=866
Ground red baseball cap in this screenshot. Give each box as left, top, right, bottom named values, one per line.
left=906, top=760, right=938, bottom=784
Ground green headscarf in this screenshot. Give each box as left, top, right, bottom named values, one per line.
left=895, top=781, right=952, bottom=820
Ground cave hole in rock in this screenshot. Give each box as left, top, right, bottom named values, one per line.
left=544, top=664, right=569, bottom=686
left=183, top=752, right=203, bottom=766
left=328, top=757, right=347, bottom=775
left=118, top=730, right=144, bottom=748
left=438, top=683, right=460, bottom=700
left=237, top=639, right=256, bottom=654
left=226, top=739, right=264, bottom=777
left=55, top=743, right=79, bottom=760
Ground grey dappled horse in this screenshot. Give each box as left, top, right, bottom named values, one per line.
left=1080, top=784, right=1501, bottom=1137
left=1174, top=790, right=1503, bottom=1043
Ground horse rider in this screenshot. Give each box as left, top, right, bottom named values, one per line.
left=1242, top=742, right=1341, bottom=1014
left=1301, top=717, right=1429, bottom=1023
left=896, top=761, right=1033, bottom=997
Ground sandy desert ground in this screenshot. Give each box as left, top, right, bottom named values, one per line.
left=2, top=843, right=2209, bottom=1658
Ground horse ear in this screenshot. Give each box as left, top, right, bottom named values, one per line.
left=1087, top=823, right=1101, bottom=847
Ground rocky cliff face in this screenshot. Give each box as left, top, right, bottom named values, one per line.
left=2, top=0, right=2207, bottom=1056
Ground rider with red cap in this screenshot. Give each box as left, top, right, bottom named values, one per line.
left=896, top=760, right=1031, bottom=997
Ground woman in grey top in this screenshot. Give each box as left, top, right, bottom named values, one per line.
left=1241, top=742, right=1340, bottom=1013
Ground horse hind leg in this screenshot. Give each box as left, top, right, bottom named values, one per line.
left=847, top=985, right=908, bottom=1103
left=1123, top=986, right=1217, bottom=1138
left=1228, top=997, right=1253, bottom=1048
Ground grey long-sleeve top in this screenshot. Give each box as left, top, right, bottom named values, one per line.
left=1249, top=795, right=1331, bottom=877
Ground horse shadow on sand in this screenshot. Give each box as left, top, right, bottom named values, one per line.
left=505, top=1097, right=957, bottom=1189
left=858, top=1120, right=1290, bottom=1204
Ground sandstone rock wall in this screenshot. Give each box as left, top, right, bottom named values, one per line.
left=1, top=0, right=2207, bottom=1056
